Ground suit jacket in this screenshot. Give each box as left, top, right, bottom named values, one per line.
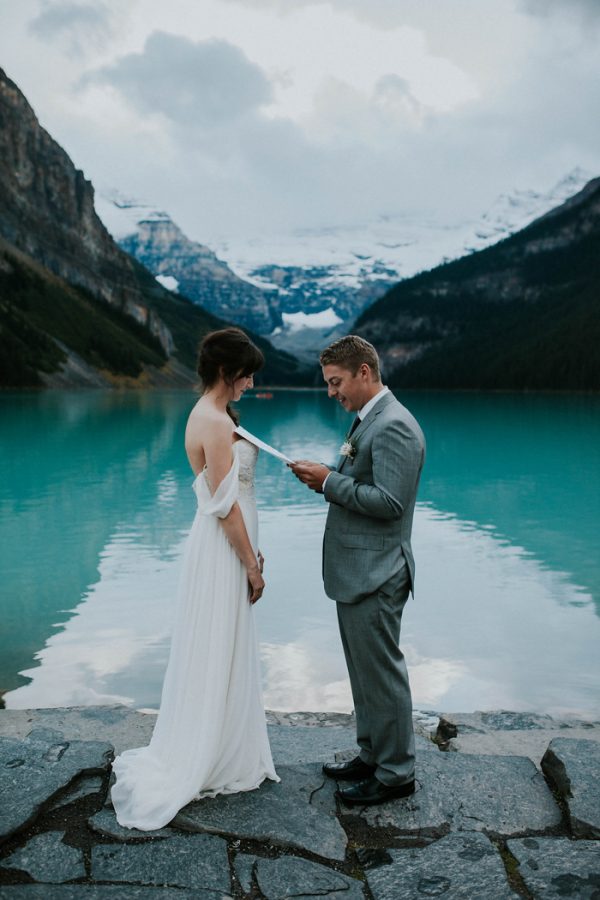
left=322, top=391, right=425, bottom=604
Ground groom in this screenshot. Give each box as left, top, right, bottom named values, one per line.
left=290, top=335, right=425, bottom=806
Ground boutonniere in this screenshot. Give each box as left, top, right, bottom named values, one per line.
left=339, top=438, right=357, bottom=461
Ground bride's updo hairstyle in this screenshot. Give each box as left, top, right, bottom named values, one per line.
left=197, top=327, right=265, bottom=423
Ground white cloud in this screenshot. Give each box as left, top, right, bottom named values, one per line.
left=1, top=0, right=598, bottom=243
left=28, top=0, right=114, bottom=55
left=86, top=32, right=273, bottom=127
left=521, top=0, right=600, bottom=25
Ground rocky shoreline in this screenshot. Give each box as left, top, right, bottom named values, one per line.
left=1, top=705, right=599, bottom=898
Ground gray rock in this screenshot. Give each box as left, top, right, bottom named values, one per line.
left=268, top=724, right=355, bottom=765
left=0, top=831, right=85, bottom=883
left=479, top=711, right=557, bottom=731
left=508, top=836, right=600, bottom=899
left=87, top=807, right=172, bottom=842
left=0, top=888, right=196, bottom=898
left=91, top=833, right=229, bottom=891
left=174, top=762, right=347, bottom=860
left=542, top=738, right=600, bottom=838
left=266, top=710, right=355, bottom=728
left=348, top=750, right=560, bottom=838
left=436, top=712, right=600, bottom=767
left=249, top=856, right=364, bottom=899
left=234, top=853, right=256, bottom=894
left=49, top=775, right=105, bottom=811
left=0, top=732, right=113, bottom=838
left=366, top=833, right=518, bottom=900
left=268, top=724, right=434, bottom=768
left=0, top=706, right=156, bottom=757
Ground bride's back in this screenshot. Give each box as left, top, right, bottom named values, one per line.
left=185, top=399, right=233, bottom=477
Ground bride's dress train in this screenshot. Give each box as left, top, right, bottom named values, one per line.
left=110, top=439, right=279, bottom=831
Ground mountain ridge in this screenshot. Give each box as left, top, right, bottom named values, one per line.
left=0, top=68, right=308, bottom=388
left=96, top=192, right=281, bottom=335
left=354, top=177, right=600, bottom=390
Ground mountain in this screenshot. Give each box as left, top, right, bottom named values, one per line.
left=96, top=194, right=400, bottom=345
left=96, top=193, right=281, bottom=335
left=99, top=168, right=592, bottom=368
left=354, top=177, right=600, bottom=390
left=208, top=166, right=592, bottom=311
left=0, top=69, right=307, bottom=388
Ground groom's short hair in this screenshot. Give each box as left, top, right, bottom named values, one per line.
left=320, top=335, right=381, bottom=381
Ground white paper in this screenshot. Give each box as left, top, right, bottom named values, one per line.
left=234, top=425, right=293, bottom=464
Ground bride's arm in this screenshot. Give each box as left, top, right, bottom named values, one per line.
left=204, top=420, right=264, bottom=603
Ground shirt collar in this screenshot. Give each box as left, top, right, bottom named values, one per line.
left=358, top=386, right=389, bottom=420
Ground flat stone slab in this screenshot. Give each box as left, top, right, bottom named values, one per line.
left=235, top=855, right=364, bottom=899
left=268, top=723, right=436, bottom=768
left=0, top=708, right=155, bottom=758
left=88, top=808, right=173, bottom=842
left=267, top=724, right=356, bottom=765
left=366, top=833, right=518, bottom=899
left=174, top=762, right=347, bottom=860
left=0, top=729, right=113, bottom=838
left=49, top=775, right=105, bottom=811
left=91, top=833, right=229, bottom=891
left=346, top=750, right=561, bottom=838
left=542, top=738, right=600, bottom=838
left=0, top=888, right=193, bottom=898
left=0, top=831, right=85, bottom=883
left=0, top=704, right=435, bottom=749
left=508, top=836, right=600, bottom=899
left=437, top=711, right=600, bottom=767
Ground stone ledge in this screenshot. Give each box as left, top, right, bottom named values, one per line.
left=542, top=738, right=600, bottom=838
left=435, top=710, right=600, bottom=767
left=0, top=728, right=113, bottom=840
left=0, top=706, right=598, bottom=899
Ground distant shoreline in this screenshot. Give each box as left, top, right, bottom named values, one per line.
left=2, top=385, right=599, bottom=396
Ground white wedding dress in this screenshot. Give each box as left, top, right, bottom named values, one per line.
left=110, top=438, right=279, bottom=831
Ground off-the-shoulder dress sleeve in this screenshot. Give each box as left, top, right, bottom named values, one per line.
left=200, top=451, right=240, bottom=518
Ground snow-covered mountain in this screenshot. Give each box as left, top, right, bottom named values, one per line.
left=95, top=168, right=592, bottom=358
left=211, top=167, right=593, bottom=288
left=94, top=191, right=280, bottom=335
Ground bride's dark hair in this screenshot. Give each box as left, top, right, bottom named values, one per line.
left=197, top=327, right=265, bottom=424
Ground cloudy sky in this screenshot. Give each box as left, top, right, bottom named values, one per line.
left=1, top=0, right=599, bottom=244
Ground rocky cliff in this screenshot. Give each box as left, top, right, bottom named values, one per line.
left=116, top=210, right=280, bottom=334
left=0, top=68, right=308, bottom=388
left=0, top=69, right=174, bottom=356
left=355, top=177, right=600, bottom=390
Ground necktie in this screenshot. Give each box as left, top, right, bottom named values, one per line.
left=348, top=416, right=361, bottom=437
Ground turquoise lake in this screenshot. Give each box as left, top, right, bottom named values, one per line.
left=1, top=389, right=599, bottom=717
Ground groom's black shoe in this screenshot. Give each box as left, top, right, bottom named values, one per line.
left=322, top=756, right=376, bottom=781
left=336, top=775, right=416, bottom=806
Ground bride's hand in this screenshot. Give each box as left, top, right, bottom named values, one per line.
left=247, top=564, right=265, bottom=605
left=258, top=550, right=264, bottom=573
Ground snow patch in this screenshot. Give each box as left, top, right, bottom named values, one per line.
left=281, top=308, right=343, bottom=331
left=155, top=274, right=179, bottom=292
left=95, top=189, right=170, bottom=241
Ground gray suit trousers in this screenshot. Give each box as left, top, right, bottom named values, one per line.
left=336, top=570, right=415, bottom=786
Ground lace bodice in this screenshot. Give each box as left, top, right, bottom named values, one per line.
left=234, top=439, right=258, bottom=497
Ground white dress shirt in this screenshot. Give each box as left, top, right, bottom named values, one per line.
left=355, top=386, right=389, bottom=422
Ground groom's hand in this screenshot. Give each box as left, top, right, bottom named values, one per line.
left=289, top=461, right=330, bottom=492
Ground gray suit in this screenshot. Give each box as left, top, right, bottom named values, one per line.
left=323, top=391, right=425, bottom=785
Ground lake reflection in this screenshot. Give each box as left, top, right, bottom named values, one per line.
left=1, top=389, right=598, bottom=717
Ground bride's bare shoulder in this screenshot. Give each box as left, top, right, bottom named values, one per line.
left=185, top=401, right=232, bottom=444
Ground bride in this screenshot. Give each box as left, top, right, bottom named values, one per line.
left=110, top=327, right=279, bottom=831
